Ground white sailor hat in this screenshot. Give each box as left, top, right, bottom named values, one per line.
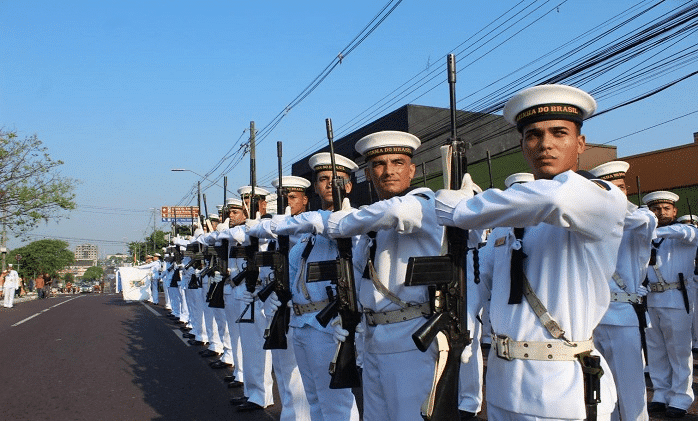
left=677, top=214, right=698, bottom=224
left=355, top=131, right=421, bottom=159
left=225, top=197, right=244, bottom=209
left=208, top=213, right=220, bottom=221
left=642, top=191, right=679, bottom=206
left=272, top=176, right=311, bottom=192
left=503, top=84, right=597, bottom=132
left=308, top=152, right=358, bottom=174
left=153, top=253, right=161, bottom=257
left=237, top=185, right=270, bottom=198
left=588, top=161, right=630, bottom=181
left=504, top=172, right=535, bottom=188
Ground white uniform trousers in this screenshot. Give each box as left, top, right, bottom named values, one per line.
left=164, top=282, right=172, bottom=310
left=3, top=287, right=15, bottom=308
left=487, top=403, right=611, bottom=421
left=201, top=289, right=219, bottom=352
left=151, top=278, right=159, bottom=304
left=168, top=287, right=180, bottom=317
left=212, top=307, right=232, bottom=362
left=271, top=328, right=311, bottom=421
left=362, top=347, right=437, bottom=421
left=238, top=299, right=274, bottom=407
left=691, top=283, right=698, bottom=345
left=179, top=289, right=189, bottom=324
left=184, top=289, right=204, bottom=341
left=293, top=325, right=359, bottom=421
left=647, top=306, right=694, bottom=409
left=224, top=293, right=244, bottom=381
left=459, top=320, right=484, bottom=414
left=594, top=324, right=648, bottom=421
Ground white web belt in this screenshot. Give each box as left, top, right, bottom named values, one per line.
left=493, top=334, right=594, bottom=361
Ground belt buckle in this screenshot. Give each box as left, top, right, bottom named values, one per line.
left=292, top=303, right=302, bottom=316
left=496, top=335, right=513, bottom=361
left=364, top=311, right=376, bottom=326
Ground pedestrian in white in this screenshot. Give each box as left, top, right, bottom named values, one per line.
left=3, top=264, right=19, bottom=308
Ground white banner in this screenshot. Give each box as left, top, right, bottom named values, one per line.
left=117, top=266, right=153, bottom=302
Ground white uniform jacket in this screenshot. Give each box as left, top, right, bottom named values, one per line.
left=646, top=223, right=698, bottom=310
left=326, top=187, right=443, bottom=354
left=448, top=170, right=626, bottom=419
left=600, top=204, right=657, bottom=326
left=274, top=210, right=369, bottom=334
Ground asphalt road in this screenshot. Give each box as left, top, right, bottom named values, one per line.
left=1, top=293, right=697, bottom=420
left=0, top=293, right=281, bottom=421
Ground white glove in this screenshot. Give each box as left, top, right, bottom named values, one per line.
left=332, top=316, right=349, bottom=343
left=245, top=218, right=260, bottom=230
left=326, top=209, right=352, bottom=237
left=434, top=174, right=480, bottom=226
left=217, top=218, right=230, bottom=232
left=637, top=285, right=649, bottom=297
left=331, top=315, right=365, bottom=343
left=268, top=291, right=281, bottom=312
left=241, top=289, right=257, bottom=304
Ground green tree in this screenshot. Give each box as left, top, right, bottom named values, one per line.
left=129, top=230, right=170, bottom=262
left=64, top=273, right=75, bottom=284
left=9, top=239, right=74, bottom=280
left=82, top=266, right=103, bottom=281
left=0, top=130, right=77, bottom=233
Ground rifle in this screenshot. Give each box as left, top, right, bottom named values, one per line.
left=256, top=141, right=292, bottom=349
left=203, top=193, right=213, bottom=232
left=636, top=176, right=642, bottom=207
left=238, top=121, right=260, bottom=323
left=403, top=53, right=470, bottom=420
left=305, top=118, right=362, bottom=389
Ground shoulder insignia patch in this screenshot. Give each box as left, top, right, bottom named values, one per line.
left=591, top=179, right=611, bottom=191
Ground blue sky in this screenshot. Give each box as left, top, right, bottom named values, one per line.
left=1, top=0, right=696, bottom=256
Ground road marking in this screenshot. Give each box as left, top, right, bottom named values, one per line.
left=173, top=329, right=190, bottom=345
left=140, top=302, right=161, bottom=317
left=12, top=296, right=81, bottom=327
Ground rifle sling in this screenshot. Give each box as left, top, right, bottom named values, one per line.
left=296, top=236, right=316, bottom=300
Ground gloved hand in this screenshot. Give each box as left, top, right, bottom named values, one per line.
left=434, top=174, right=480, bottom=226
left=245, top=218, right=260, bottom=230
left=268, top=291, right=281, bottom=312
left=331, top=315, right=365, bottom=343
left=637, top=285, right=649, bottom=297
left=217, top=218, right=230, bottom=232
left=241, top=289, right=257, bottom=304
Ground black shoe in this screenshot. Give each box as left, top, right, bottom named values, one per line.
left=180, top=326, right=192, bottom=331
left=188, top=339, right=205, bottom=346
left=236, top=401, right=264, bottom=412
left=230, top=396, right=248, bottom=406
left=647, top=402, right=667, bottom=413
left=223, top=375, right=235, bottom=383
left=200, top=350, right=221, bottom=358
left=460, top=410, right=477, bottom=420
left=175, top=320, right=186, bottom=325
left=228, top=380, right=244, bottom=388
left=182, top=333, right=195, bottom=339
left=666, top=407, right=687, bottom=418
left=210, top=360, right=232, bottom=369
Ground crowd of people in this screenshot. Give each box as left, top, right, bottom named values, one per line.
left=139, top=84, right=698, bottom=421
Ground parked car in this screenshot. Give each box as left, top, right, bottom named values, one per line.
left=80, top=283, right=92, bottom=293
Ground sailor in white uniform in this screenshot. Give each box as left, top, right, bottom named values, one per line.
left=269, top=156, right=363, bottom=421
left=326, top=131, right=442, bottom=421
left=247, top=175, right=312, bottom=421
left=643, top=191, right=698, bottom=417
left=435, top=84, right=626, bottom=420
left=151, top=253, right=162, bottom=305
left=590, top=161, right=656, bottom=421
